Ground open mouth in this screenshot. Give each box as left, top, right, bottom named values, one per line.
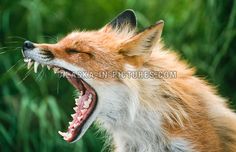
left=23, top=58, right=97, bottom=142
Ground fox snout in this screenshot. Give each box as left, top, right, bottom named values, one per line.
left=22, top=41, right=54, bottom=62
left=23, top=41, right=35, bottom=50
left=22, top=40, right=35, bottom=57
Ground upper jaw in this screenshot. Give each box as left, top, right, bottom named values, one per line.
left=22, top=47, right=101, bottom=143
left=23, top=48, right=52, bottom=64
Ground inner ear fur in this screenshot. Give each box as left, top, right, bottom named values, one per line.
left=119, top=20, right=164, bottom=65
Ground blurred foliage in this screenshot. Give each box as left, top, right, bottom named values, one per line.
left=0, top=0, right=236, bottom=151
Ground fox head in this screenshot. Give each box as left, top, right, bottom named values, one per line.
left=22, top=9, right=164, bottom=142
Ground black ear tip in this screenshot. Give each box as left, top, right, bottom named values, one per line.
left=108, top=9, right=137, bottom=30
left=122, top=9, right=136, bottom=16
left=118, top=9, right=136, bottom=26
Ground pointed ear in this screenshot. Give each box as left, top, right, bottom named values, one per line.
left=120, top=20, right=164, bottom=62
left=101, top=9, right=136, bottom=32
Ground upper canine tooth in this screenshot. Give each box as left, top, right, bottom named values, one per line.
left=53, top=67, right=60, bottom=73
left=34, top=62, right=39, bottom=73
left=27, top=61, right=33, bottom=69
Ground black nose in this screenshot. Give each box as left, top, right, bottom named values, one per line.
left=23, top=41, right=35, bottom=51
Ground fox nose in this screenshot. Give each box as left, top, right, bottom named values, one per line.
left=23, top=41, right=35, bottom=51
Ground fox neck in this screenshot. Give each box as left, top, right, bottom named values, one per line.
left=93, top=78, right=189, bottom=152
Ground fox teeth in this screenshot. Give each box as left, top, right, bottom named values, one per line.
left=73, top=107, right=78, bottom=111
left=58, top=131, right=67, bottom=137
left=84, top=98, right=92, bottom=106
left=41, top=64, right=45, bottom=68
left=62, top=72, right=67, bottom=77
left=83, top=102, right=89, bottom=109
left=27, top=61, right=33, bottom=69
left=24, top=58, right=30, bottom=62
left=62, top=132, right=72, bottom=140
left=73, top=123, right=79, bottom=128
left=47, top=65, right=51, bottom=70
left=53, top=67, right=60, bottom=73
left=75, top=98, right=80, bottom=105
left=34, top=62, right=39, bottom=73
left=71, top=114, right=76, bottom=118
left=65, top=132, right=72, bottom=139
left=81, top=109, right=87, bottom=114
left=89, top=94, right=92, bottom=99
left=87, top=98, right=92, bottom=104
left=77, top=116, right=83, bottom=121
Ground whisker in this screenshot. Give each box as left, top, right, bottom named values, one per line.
left=5, top=41, right=22, bottom=44
left=5, top=59, right=22, bottom=74
left=0, top=47, right=9, bottom=50
left=2, top=61, right=26, bottom=84
left=0, top=46, right=21, bottom=51
left=17, top=68, right=32, bottom=85
left=35, top=69, right=45, bottom=81
left=7, top=36, right=27, bottom=41
left=40, top=35, right=58, bottom=43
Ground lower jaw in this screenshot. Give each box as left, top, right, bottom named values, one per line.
left=22, top=58, right=98, bottom=142
left=58, top=73, right=98, bottom=142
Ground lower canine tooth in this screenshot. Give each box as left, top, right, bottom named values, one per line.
left=58, top=131, right=67, bottom=137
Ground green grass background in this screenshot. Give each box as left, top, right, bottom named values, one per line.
left=0, top=0, right=236, bottom=151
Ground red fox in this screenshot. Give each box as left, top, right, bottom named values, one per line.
left=21, top=9, right=236, bottom=152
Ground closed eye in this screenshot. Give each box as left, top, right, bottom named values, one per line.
left=66, top=49, right=80, bottom=54
left=66, top=49, right=93, bottom=57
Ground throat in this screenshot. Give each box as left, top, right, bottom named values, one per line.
left=103, top=107, right=169, bottom=152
